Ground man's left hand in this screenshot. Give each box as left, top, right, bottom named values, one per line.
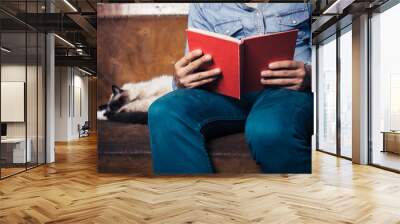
left=260, top=60, right=311, bottom=91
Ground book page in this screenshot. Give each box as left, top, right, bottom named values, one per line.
left=187, top=28, right=241, bottom=44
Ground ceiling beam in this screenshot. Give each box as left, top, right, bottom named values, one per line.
left=55, top=55, right=96, bottom=71
left=312, top=15, right=336, bottom=33
left=322, top=0, right=356, bottom=15
left=67, top=13, right=97, bottom=45
left=13, top=13, right=82, bottom=32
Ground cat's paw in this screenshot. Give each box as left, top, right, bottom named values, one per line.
left=97, top=110, right=108, bottom=120
left=118, top=108, right=128, bottom=113
left=117, top=106, right=132, bottom=113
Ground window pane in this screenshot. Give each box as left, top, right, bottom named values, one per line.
left=312, top=45, right=317, bottom=150
left=318, top=37, right=337, bottom=154
left=38, top=32, right=46, bottom=165
left=340, top=28, right=352, bottom=158
left=1, top=23, right=28, bottom=178
left=27, top=30, right=39, bottom=169
left=371, top=4, right=400, bottom=171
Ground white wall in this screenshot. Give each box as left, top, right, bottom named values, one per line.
left=54, top=67, right=89, bottom=141
left=55, top=66, right=70, bottom=141
left=1, top=65, right=25, bottom=136
left=1, top=63, right=46, bottom=164
left=98, top=3, right=189, bottom=17
left=71, top=73, right=89, bottom=138
left=1, top=65, right=41, bottom=138
left=1, top=65, right=26, bottom=140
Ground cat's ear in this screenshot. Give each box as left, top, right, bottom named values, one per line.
left=112, top=85, right=124, bottom=95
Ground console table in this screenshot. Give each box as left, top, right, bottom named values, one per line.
left=382, top=131, right=400, bottom=154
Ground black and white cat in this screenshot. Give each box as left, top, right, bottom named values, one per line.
left=98, top=75, right=173, bottom=120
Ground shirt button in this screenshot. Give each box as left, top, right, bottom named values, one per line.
left=225, top=30, right=230, bottom=34
left=292, top=20, right=297, bottom=24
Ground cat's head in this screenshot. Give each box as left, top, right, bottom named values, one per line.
left=106, top=85, right=130, bottom=114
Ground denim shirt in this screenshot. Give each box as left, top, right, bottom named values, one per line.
left=174, top=3, right=312, bottom=89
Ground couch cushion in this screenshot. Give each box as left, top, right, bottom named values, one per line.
left=98, top=121, right=150, bottom=155
left=98, top=120, right=261, bottom=173
left=106, top=112, right=148, bottom=124
left=207, top=133, right=261, bottom=173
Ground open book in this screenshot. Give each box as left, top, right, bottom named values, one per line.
left=186, top=28, right=298, bottom=99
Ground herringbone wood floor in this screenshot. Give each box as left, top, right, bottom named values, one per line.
left=1, top=135, right=400, bottom=224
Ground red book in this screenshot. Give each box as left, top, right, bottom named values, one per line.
left=186, top=28, right=298, bottom=99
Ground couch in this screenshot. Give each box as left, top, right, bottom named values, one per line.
left=97, top=112, right=261, bottom=174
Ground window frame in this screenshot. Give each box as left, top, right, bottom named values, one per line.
left=367, top=0, right=400, bottom=173
left=315, top=17, right=353, bottom=160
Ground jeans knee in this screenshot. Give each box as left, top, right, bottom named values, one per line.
left=245, top=121, right=285, bottom=151
left=245, top=120, right=310, bottom=173
left=149, top=93, right=185, bottom=131
left=148, top=90, right=194, bottom=129
left=148, top=96, right=169, bottom=125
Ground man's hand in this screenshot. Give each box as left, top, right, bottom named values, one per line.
left=174, top=49, right=221, bottom=89
left=260, top=60, right=311, bottom=91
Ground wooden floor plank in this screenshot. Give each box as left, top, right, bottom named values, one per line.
left=0, top=135, right=400, bottom=223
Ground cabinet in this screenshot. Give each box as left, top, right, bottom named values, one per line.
left=0, top=138, right=32, bottom=165
left=382, top=132, right=400, bottom=154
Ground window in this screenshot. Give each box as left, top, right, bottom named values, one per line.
left=0, top=1, right=47, bottom=179
left=339, top=27, right=352, bottom=158
left=370, top=3, right=400, bottom=171
left=317, top=36, right=337, bottom=154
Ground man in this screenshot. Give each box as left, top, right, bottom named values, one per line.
left=148, top=3, right=313, bottom=174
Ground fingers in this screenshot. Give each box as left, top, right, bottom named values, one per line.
left=179, top=68, right=221, bottom=88
left=173, top=49, right=219, bottom=89
left=187, top=68, right=221, bottom=83
left=269, top=60, right=303, bottom=70
left=261, top=60, right=306, bottom=88
left=261, top=68, right=306, bottom=78
left=179, top=54, right=213, bottom=76
left=175, top=49, right=203, bottom=69
left=186, top=77, right=218, bottom=89
left=285, top=85, right=301, bottom=91
left=260, top=78, right=302, bottom=86
left=261, top=60, right=309, bottom=91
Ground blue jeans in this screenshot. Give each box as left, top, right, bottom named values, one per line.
left=148, top=88, right=313, bottom=174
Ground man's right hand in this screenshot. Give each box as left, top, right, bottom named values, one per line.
left=174, top=49, right=221, bottom=89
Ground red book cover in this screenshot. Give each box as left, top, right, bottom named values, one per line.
left=186, top=28, right=297, bottom=99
